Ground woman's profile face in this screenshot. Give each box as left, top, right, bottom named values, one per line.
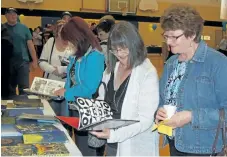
left=163, top=29, right=194, bottom=54
left=98, top=30, right=109, bottom=41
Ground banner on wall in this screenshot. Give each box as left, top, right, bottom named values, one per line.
left=220, top=0, right=227, bottom=20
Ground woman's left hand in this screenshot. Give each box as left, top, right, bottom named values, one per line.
left=90, top=129, right=110, bottom=139
left=164, top=111, right=192, bottom=129
left=54, top=88, right=66, bottom=96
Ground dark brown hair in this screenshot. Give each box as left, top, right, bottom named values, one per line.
left=61, top=16, right=102, bottom=57
left=160, top=5, right=204, bottom=43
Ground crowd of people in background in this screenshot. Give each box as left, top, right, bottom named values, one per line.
left=1, top=5, right=227, bottom=157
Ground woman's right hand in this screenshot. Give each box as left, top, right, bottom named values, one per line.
left=155, top=107, right=168, bottom=124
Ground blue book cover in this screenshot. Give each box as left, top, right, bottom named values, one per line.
left=1, top=125, right=23, bottom=137
left=15, top=124, right=59, bottom=133
left=16, top=119, right=39, bottom=125
left=7, top=108, right=43, bottom=117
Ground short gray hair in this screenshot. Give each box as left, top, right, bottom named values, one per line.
left=106, top=21, right=147, bottom=73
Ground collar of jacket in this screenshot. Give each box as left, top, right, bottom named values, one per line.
left=191, top=40, right=207, bottom=63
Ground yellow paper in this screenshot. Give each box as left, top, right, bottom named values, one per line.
left=23, top=134, right=43, bottom=144
left=152, top=121, right=173, bottom=136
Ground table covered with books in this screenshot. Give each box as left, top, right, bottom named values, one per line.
left=1, top=96, right=82, bottom=156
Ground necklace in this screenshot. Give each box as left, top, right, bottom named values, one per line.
left=113, top=76, right=130, bottom=112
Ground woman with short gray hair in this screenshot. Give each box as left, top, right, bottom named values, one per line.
left=91, top=21, right=159, bottom=156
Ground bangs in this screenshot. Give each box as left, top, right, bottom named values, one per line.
left=109, top=30, right=128, bottom=49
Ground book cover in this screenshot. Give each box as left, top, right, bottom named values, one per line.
left=1, top=125, right=23, bottom=137
left=23, top=131, right=68, bottom=144
left=17, top=113, right=57, bottom=122
left=57, top=97, right=139, bottom=131
left=6, top=108, right=43, bottom=117
left=1, top=117, right=16, bottom=125
left=16, top=119, right=39, bottom=125
left=15, top=124, right=59, bottom=133
left=1, top=145, right=33, bottom=156
left=1, top=136, right=23, bottom=146
left=1, top=144, right=69, bottom=156
left=32, top=143, right=69, bottom=156
left=24, top=77, right=65, bottom=97
left=12, top=95, right=42, bottom=103
left=6, top=100, right=43, bottom=109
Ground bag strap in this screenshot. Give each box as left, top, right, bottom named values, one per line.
left=100, top=81, right=107, bottom=99
left=46, top=38, right=55, bottom=79
left=212, top=108, right=226, bottom=155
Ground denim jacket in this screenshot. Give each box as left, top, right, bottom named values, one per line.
left=159, top=41, right=227, bottom=154
left=63, top=48, right=104, bottom=115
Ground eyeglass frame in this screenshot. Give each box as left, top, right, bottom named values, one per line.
left=109, top=48, right=128, bottom=55
left=162, top=33, right=184, bottom=42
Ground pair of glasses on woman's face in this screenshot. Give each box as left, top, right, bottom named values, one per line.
left=109, top=48, right=128, bottom=55
left=162, top=33, right=184, bottom=42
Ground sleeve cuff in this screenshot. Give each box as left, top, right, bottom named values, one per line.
left=107, top=129, right=116, bottom=143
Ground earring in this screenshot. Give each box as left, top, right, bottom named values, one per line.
left=190, top=42, right=193, bottom=47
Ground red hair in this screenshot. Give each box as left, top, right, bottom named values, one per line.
left=61, top=16, right=102, bottom=57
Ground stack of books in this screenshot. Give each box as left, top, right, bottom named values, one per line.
left=1, top=96, right=69, bottom=156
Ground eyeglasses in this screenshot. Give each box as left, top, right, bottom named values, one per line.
left=162, top=33, right=184, bottom=42
left=109, top=48, right=128, bottom=55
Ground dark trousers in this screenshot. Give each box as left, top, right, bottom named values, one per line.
left=69, top=110, right=97, bottom=156
left=106, top=144, right=117, bottom=156
left=218, top=49, right=227, bottom=56
left=35, top=45, right=43, bottom=59
left=9, top=61, right=29, bottom=96
left=168, top=137, right=216, bottom=156
left=49, top=99, right=67, bottom=116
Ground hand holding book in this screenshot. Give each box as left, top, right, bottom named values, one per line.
left=53, top=88, right=66, bottom=97
left=90, top=128, right=110, bottom=139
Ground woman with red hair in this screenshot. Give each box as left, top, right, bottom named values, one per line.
left=54, top=16, right=105, bottom=156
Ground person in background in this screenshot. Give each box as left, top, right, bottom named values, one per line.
left=96, top=19, right=115, bottom=65
left=91, top=21, right=159, bottom=156
left=155, top=5, right=227, bottom=156
left=33, top=26, right=43, bottom=58
left=99, top=15, right=115, bottom=24
left=42, top=24, right=54, bottom=44
left=54, top=17, right=105, bottom=156
left=217, top=34, right=227, bottom=56
left=90, top=22, right=96, bottom=31
left=1, top=24, right=13, bottom=99
left=4, top=7, right=38, bottom=96
left=61, top=11, right=72, bottom=22
left=39, top=20, right=73, bottom=116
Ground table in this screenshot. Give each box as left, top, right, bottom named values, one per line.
left=41, top=99, right=82, bottom=156
left=1, top=98, right=82, bottom=156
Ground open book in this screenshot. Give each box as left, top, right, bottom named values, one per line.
left=17, top=97, right=139, bottom=131
left=64, top=97, right=139, bottom=131
left=23, top=77, right=65, bottom=98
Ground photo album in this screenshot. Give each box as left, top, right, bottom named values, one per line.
left=23, top=77, right=65, bottom=98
